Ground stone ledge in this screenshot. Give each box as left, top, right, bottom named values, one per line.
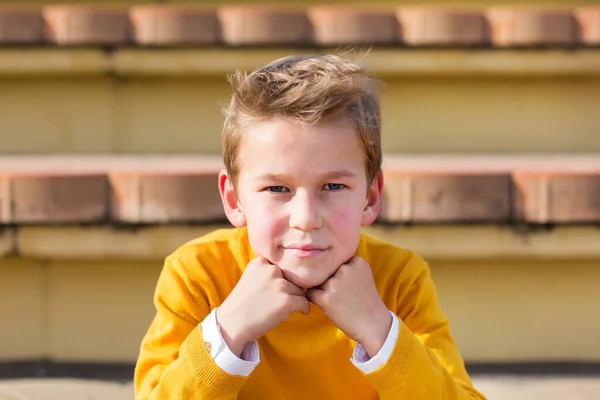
left=1, top=5, right=599, bottom=47
left=12, top=225, right=600, bottom=261
left=16, top=226, right=219, bottom=261
left=3, top=48, right=600, bottom=77
left=1, top=155, right=600, bottom=225
left=113, top=48, right=600, bottom=78
left=0, top=49, right=107, bottom=76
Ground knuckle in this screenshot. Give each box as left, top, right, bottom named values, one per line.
left=281, top=296, right=294, bottom=311
left=275, top=279, right=288, bottom=292
left=264, top=264, right=279, bottom=278
left=327, top=278, right=339, bottom=290
left=244, top=260, right=257, bottom=272
left=301, top=298, right=309, bottom=313
left=270, top=264, right=283, bottom=276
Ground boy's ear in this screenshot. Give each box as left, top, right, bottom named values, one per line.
left=361, top=170, right=384, bottom=226
left=218, top=169, right=247, bottom=227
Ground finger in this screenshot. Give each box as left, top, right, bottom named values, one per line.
left=264, top=261, right=284, bottom=279
left=281, top=279, right=306, bottom=297
left=313, top=271, right=335, bottom=291
left=305, top=287, right=324, bottom=305
left=289, top=294, right=310, bottom=315
left=326, top=262, right=347, bottom=280
left=344, top=256, right=365, bottom=268
left=254, top=256, right=274, bottom=266
left=349, top=256, right=370, bottom=271
left=343, top=256, right=355, bottom=265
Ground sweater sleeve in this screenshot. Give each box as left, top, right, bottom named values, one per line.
left=134, top=256, right=248, bottom=400
left=363, top=254, right=487, bottom=400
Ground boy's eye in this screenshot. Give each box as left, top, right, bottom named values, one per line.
left=266, top=186, right=289, bottom=193
left=323, top=183, right=345, bottom=191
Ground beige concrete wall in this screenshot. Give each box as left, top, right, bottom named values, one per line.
left=381, top=76, right=600, bottom=154
left=0, top=257, right=160, bottom=362
left=0, top=78, right=115, bottom=153
left=1, top=226, right=599, bottom=363
left=3, top=74, right=600, bottom=154
left=434, top=259, right=600, bottom=362
left=45, top=260, right=161, bottom=362
left=0, top=259, right=45, bottom=360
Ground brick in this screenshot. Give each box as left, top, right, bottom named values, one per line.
left=575, top=8, right=600, bottom=46
left=108, top=174, right=140, bottom=223
left=381, top=173, right=512, bottom=223
left=130, top=6, right=219, bottom=46
left=44, top=5, right=129, bottom=45
left=0, top=176, right=9, bottom=224
left=487, top=8, right=577, bottom=47
left=110, top=173, right=224, bottom=224
left=11, top=175, right=108, bottom=224
left=308, top=7, right=397, bottom=45
left=514, top=173, right=600, bottom=223
left=544, top=176, right=600, bottom=223
left=218, top=6, right=311, bottom=45
left=397, top=8, right=489, bottom=46
left=0, top=7, right=43, bottom=44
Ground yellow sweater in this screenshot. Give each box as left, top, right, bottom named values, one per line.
left=134, top=227, right=486, bottom=399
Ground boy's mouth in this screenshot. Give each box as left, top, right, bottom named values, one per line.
left=282, top=244, right=328, bottom=258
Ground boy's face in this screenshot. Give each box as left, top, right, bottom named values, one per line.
left=221, top=115, right=383, bottom=289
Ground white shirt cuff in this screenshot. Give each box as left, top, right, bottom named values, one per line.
left=200, top=308, right=260, bottom=377
left=350, top=311, right=399, bottom=374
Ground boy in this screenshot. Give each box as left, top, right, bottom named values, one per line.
left=134, top=54, right=486, bottom=399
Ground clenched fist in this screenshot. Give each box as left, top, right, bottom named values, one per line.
left=306, top=257, right=392, bottom=358
left=216, top=257, right=310, bottom=357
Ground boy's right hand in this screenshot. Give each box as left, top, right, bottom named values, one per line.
left=215, top=257, right=310, bottom=357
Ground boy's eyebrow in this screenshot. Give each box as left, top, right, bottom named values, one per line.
left=256, top=170, right=358, bottom=181
left=323, top=170, right=357, bottom=179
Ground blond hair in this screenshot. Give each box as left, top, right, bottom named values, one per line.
left=222, top=54, right=382, bottom=186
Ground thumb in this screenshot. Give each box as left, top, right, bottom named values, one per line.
left=288, top=294, right=310, bottom=316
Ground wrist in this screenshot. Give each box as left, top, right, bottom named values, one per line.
left=358, top=308, right=393, bottom=359
left=215, top=307, right=250, bottom=357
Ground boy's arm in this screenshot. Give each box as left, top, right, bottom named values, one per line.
left=361, top=255, right=487, bottom=400
left=134, top=257, right=250, bottom=400
left=350, top=310, right=399, bottom=373
left=201, top=308, right=260, bottom=376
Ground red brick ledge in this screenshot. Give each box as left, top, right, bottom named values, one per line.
left=0, top=155, right=599, bottom=225
left=0, top=5, right=599, bottom=47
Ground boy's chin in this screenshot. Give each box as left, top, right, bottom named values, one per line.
left=280, top=267, right=332, bottom=290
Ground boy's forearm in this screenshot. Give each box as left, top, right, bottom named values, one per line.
left=357, top=308, right=393, bottom=358
left=364, top=320, right=487, bottom=400
left=136, top=325, right=248, bottom=400
left=216, top=308, right=250, bottom=358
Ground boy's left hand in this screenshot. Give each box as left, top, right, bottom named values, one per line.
left=306, top=256, right=393, bottom=358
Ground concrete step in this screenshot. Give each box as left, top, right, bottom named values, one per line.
left=1, top=154, right=600, bottom=225
left=0, top=5, right=598, bottom=48
left=2, top=49, right=600, bottom=155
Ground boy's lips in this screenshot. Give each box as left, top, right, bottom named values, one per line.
left=283, top=244, right=328, bottom=258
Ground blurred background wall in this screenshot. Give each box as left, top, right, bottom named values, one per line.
left=1, top=0, right=600, bottom=377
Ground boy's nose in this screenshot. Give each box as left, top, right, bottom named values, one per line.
left=288, top=192, right=322, bottom=231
